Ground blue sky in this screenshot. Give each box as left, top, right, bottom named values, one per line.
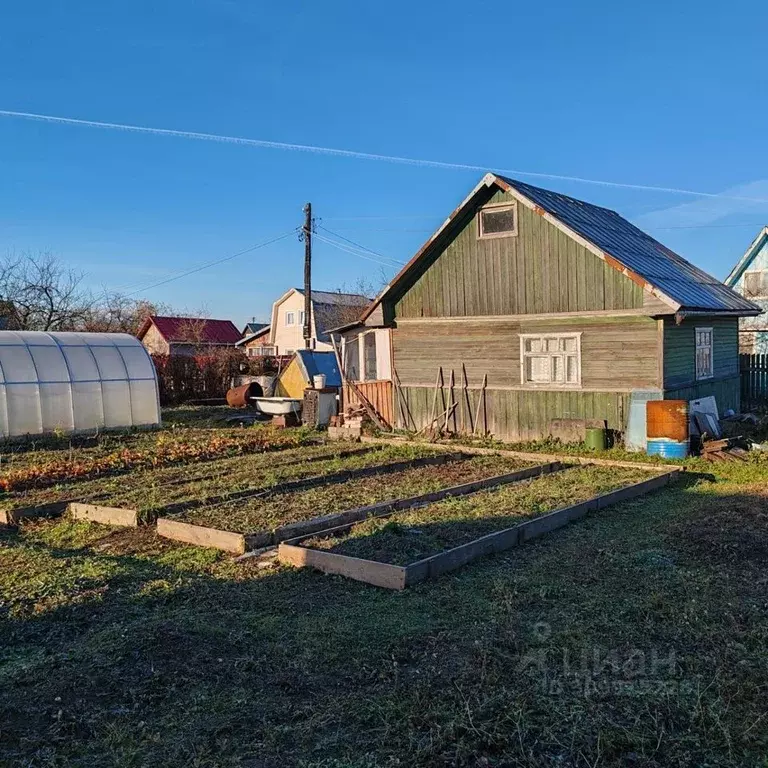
left=1, top=0, right=767, bottom=326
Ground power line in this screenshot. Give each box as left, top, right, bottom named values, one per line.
left=317, top=224, right=406, bottom=264
left=313, top=232, right=402, bottom=269
left=125, top=229, right=297, bottom=296
left=3, top=108, right=768, bottom=203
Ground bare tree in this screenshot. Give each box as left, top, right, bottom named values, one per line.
left=0, top=252, right=91, bottom=331
left=83, top=294, right=170, bottom=335
left=0, top=251, right=174, bottom=335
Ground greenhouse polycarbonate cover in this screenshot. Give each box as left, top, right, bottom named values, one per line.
left=0, top=331, right=160, bottom=438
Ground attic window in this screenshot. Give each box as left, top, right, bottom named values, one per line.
left=478, top=202, right=517, bottom=239
left=744, top=270, right=768, bottom=298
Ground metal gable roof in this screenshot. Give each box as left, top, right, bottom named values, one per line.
left=360, top=173, right=761, bottom=323
left=499, top=176, right=761, bottom=314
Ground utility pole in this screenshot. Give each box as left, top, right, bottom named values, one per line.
left=302, top=202, right=312, bottom=349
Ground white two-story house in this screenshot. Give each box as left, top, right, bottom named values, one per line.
left=268, top=288, right=370, bottom=356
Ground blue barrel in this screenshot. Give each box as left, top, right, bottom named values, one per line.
left=646, top=437, right=689, bottom=459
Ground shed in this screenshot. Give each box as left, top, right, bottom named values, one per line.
left=0, top=331, right=161, bottom=438
left=275, top=350, right=341, bottom=398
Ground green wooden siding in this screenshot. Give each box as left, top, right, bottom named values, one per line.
left=396, top=385, right=629, bottom=441
left=662, top=316, right=740, bottom=412
left=393, top=189, right=644, bottom=318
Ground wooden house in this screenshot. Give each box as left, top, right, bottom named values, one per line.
left=725, top=226, right=768, bottom=354
left=236, top=324, right=274, bottom=357
left=349, top=173, right=760, bottom=440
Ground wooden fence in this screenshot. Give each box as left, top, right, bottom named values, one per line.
left=740, top=354, right=768, bottom=409
left=342, top=380, right=394, bottom=428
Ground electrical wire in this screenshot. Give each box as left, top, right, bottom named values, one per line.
left=125, top=229, right=298, bottom=295
left=312, top=232, right=403, bottom=269
left=3, top=108, right=768, bottom=203
left=317, top=224, right=406, bottom=264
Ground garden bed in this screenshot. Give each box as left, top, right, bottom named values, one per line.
left=0, top=443, right=451, bottom=521
left=279, top=466, right=681, bottom=589
left=169, top=454, right=537, bottom=534
left=300, top=465, right=652, bottom=564
left=157, top=455, right=553, bottom=553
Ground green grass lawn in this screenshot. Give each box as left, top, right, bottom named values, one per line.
left=1, top=430, right=767, bottom=766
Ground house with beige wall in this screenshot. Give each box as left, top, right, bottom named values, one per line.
left=268, top=288, right=370, bottom=355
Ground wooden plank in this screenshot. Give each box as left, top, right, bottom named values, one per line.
left=278, top=543, right=408, bottom=590
left=362, top=436, right=685, bottom=472
left=156, top=517, right=247, bottom=554
left=517, top=499, right=596, bottom=542
left=68, top=503, right=140, bottom=527
left=0, top=501, right=69, bottom=527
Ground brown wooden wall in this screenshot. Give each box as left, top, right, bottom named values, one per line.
left=393, top=315, right=660, bottom=391
left=393, top=189, right=648, bottom=319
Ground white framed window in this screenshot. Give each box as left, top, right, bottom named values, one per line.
left=695, top=327, right=713, bottom=380
left=285, top=311, right=295, bottom=326
left=743, top=270, right=768, bottom=299
left=298, top=310, right=306, bottom=325
left=520, top=333, right=581, bottom=388
left=477, top=201, right=517, bottom=239
left=247, top=345, right=276, bottom=358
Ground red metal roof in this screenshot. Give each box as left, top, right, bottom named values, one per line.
left=139, top=316, right=241, bottom=344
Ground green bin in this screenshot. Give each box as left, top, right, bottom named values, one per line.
left=585, top=427, right=607, bottom=451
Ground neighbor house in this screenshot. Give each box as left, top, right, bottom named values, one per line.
left=268, top=288, right=370, bottom=355
left=345, top=173, right=760, bottom=440
left=137, top=316, right=241, bottom=356
left=236, top=324, right=274, bottom=357
left=725, top=226, right=768, bottom=353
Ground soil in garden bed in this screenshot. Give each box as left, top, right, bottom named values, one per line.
left=176, top=454, right=536, bottom=533
left=1, top=443, right=452, bottom=514
left=302, top=465, right=653, bottom=565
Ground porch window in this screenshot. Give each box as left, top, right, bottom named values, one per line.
left=478, top=202, right=517, bottom=239
left=743, top=270, right=768, bottom=298
left=363, top=332, right=377, bottom=380
left=344, top=336, right=360, bottom=380
left=520, top=333, right=581, bottom=387
left=695, top=327, right=713, bottom=380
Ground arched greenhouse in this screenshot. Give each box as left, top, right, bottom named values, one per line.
left=0, top=331, right=161, bottom=438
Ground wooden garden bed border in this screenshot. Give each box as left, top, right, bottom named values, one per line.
left=157, top=460, right=563, bottom=555
left=278, top=468, right=682, bottom=590
left=361, top=436, right=680, bottom=471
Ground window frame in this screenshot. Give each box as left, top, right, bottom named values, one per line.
left=477, top=201, right=518, bottom=240
left=363, top=331, right=378, bottom=381
left=519, top=332, right=582, bottom=389
left=285, top=311, right=295, bottom=326
left=695, top=326, right=714, bottom=381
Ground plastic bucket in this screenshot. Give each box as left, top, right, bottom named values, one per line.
left=312, top=374, right=327, bottom=390
left=646, top=438, right=689, bottom=459
left=585, top=427, right=607, bottom=451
